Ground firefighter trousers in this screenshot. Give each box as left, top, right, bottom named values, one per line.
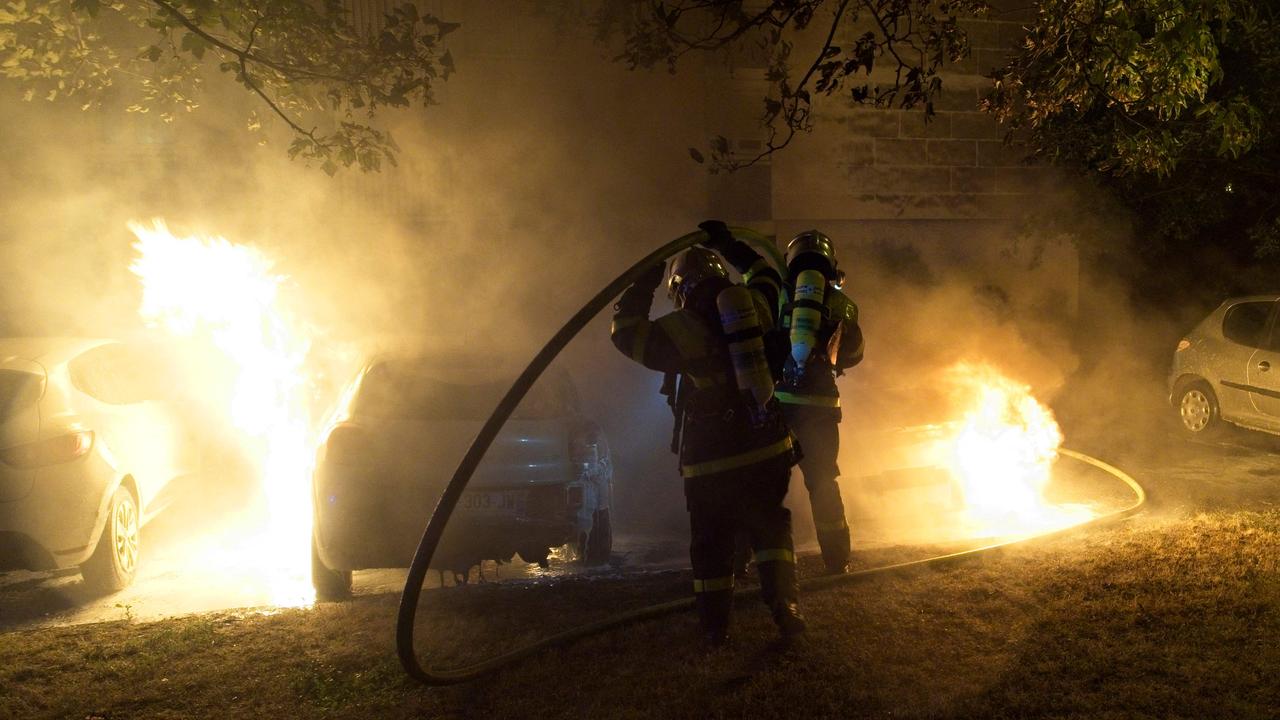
left=783, top=403, right=851, bottom=570
left=686, top=455, right=797, bottom=635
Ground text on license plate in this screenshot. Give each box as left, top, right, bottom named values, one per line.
left=459, top=490, right=525, bottom=514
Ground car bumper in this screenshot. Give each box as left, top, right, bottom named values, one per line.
left=0, top=450, right=117, bottom=571
left=313, top=469, right=595, bottom=570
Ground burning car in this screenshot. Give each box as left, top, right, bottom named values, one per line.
left=0, top=338, right=200, bottom=592
left=1170, top=294, right=1280, bottom=437
left=841, top=363, right=1084, bottom=541
left=310, top=354, right=613, bottom=599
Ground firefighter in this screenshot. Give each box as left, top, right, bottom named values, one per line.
left=777, top=230, right=864, bottom=574
left=611, top=220, right=804, bottom=645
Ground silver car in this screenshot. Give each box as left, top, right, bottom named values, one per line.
left=310, top=354, right=614, bottom=599
left=0, top=339, right=199, bottom=592
left=1169, top=295, right=1280, bottom=437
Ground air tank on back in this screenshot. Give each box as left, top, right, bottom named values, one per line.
left=789, top=268, right=827, bottom=381
left=717, top=286, right=774, bottom=426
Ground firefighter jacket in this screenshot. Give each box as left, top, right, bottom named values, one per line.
left=611, top=243, right=794, bottom=480
left=776, top=282, right=864, bottom=416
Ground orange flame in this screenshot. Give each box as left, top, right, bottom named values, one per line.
left=944, top=362, right=1092, bottom=537
left=129, top=219, right=315, bottom=606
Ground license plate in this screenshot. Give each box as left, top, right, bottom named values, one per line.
left=458, top=490, right=525, bottom=515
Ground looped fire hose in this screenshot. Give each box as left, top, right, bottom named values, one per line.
left=396, top=231, right=1147, bottom=686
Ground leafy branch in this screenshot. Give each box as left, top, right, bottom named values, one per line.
left=590, top=0, right=984, bottom=171
left=0, top=0, right=460, bottom=172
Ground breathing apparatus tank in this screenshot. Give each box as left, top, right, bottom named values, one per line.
left=788, top=268, right=827, bottom=382
left=716, top=285, right=774, bottom=427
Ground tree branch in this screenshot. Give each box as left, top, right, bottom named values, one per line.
left=235, top=13, right=322, bottom=145
left=722, top=0, right=852, bottom=170
left=146, top=0, right=351, bottom=83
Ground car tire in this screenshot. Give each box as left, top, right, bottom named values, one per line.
left=81, top=486, right=140, bottom=594
left=1176, top=381, right=1223, bottom=438
left=312, top=536, right=352, bottom=601
left=583, top=508, right=612, bottom=566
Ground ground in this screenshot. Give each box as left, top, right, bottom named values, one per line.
left=2, top=423, right=1278, bottom=719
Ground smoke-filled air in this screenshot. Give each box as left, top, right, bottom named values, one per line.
left=0, top=3, right=1177, bottom=623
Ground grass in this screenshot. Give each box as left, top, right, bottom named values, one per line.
left=3, top=509, right=1279, bottom=719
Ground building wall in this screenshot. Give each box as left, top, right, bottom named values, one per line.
left=705, top=1, right=1078, bottom=323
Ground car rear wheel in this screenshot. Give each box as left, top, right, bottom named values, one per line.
left=1177, top=381, right=1222, bottom=437
left=81, top=486, right=140, bottom=594
left=582, top=508, right=612, bottom=566
left=312, top=536, right=352, bottom=601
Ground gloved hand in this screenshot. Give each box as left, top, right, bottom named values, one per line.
left=698, top=220, right=735, bottom=253
left=616, top=261, right=666, bottom=316
left=633, top=260, right=666, bottom=293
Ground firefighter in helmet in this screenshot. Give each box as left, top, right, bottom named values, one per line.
left=777, top=230, right=864, bottom=574
left=611, top=220, right=804, bottom=645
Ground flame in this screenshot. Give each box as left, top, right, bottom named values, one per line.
left=943, top=362, right=1091, bottom=537
left=128, top=219, right=315, bottom=606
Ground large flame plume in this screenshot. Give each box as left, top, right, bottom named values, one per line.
left=128, top=219, right=316, bottom=606
left=943, top=362, right=1091, bottom=537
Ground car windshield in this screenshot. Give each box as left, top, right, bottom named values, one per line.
left=0, top=370, right=42, bottom=418
left=352, top=361, right=568, bottom=421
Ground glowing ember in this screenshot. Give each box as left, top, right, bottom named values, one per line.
left=943, top=362, right=1092, bottom=537
left=129, top=219, right=314, bottom=606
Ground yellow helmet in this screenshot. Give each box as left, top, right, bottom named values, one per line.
left=667, top=247, right=729, bottom=310
left=785, top=230, right=838, bottom=279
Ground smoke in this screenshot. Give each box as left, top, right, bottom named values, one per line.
left=0, top=4, right=717, bottom=592
left=802, top=180, right=1212, bottom=545
left=0, top=2, right=1237, bottom=592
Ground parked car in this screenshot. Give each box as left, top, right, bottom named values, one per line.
left=1169, top=295, right=1280, bottom=437
left=310, top=353, right=614, bottom=599
left=0, top=338, right=200, bottom=592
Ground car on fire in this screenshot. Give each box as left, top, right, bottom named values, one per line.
left=310, top=353, right=613, bottom=599
left=0, top=338, right=200, bottom=593
left=1170, top=295, right=1280, bottom=438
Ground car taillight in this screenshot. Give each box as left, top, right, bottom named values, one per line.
left=321, top=424, right=367, bottom=466
left=0, top=431, right=94, bottom=468
left=1177, top=338, right=1192, bottom=351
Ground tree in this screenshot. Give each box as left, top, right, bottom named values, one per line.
left=0, top=0, right=458, bottom=173
left=577, top=0, right=985, bottom=170
left=985, top=1, right=1280, bottom=261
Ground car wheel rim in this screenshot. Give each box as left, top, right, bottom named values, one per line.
left=113, top=497, right=139, bottom=574
left=1181, top=390, right=1211, bottom=432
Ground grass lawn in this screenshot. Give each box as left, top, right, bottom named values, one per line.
left=3, top=509, right=1278, bottom=719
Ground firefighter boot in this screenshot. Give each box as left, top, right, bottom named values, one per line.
left=756, top=557, right=806, bottom=638
left=773, top=600, right=807, bottom=639
left=695, top=589, right=734, bottom=646
left=811, top=484, right=851, bottom=574
left=817, top=525, right=851, bottom=575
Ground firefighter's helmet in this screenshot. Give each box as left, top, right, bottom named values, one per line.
left=667, top=247, right=729, bottom=310
left=785, top=230, right=838, bottom=279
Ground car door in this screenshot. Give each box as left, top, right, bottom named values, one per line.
left=1215, top=300, right=1275, bottom=425
left=68, top=343, right=190, bottom=514
left=1245, top=302, right=1280, bottom=425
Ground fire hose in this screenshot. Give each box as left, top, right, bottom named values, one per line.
left=396, top=229, right=1147, bottom=686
